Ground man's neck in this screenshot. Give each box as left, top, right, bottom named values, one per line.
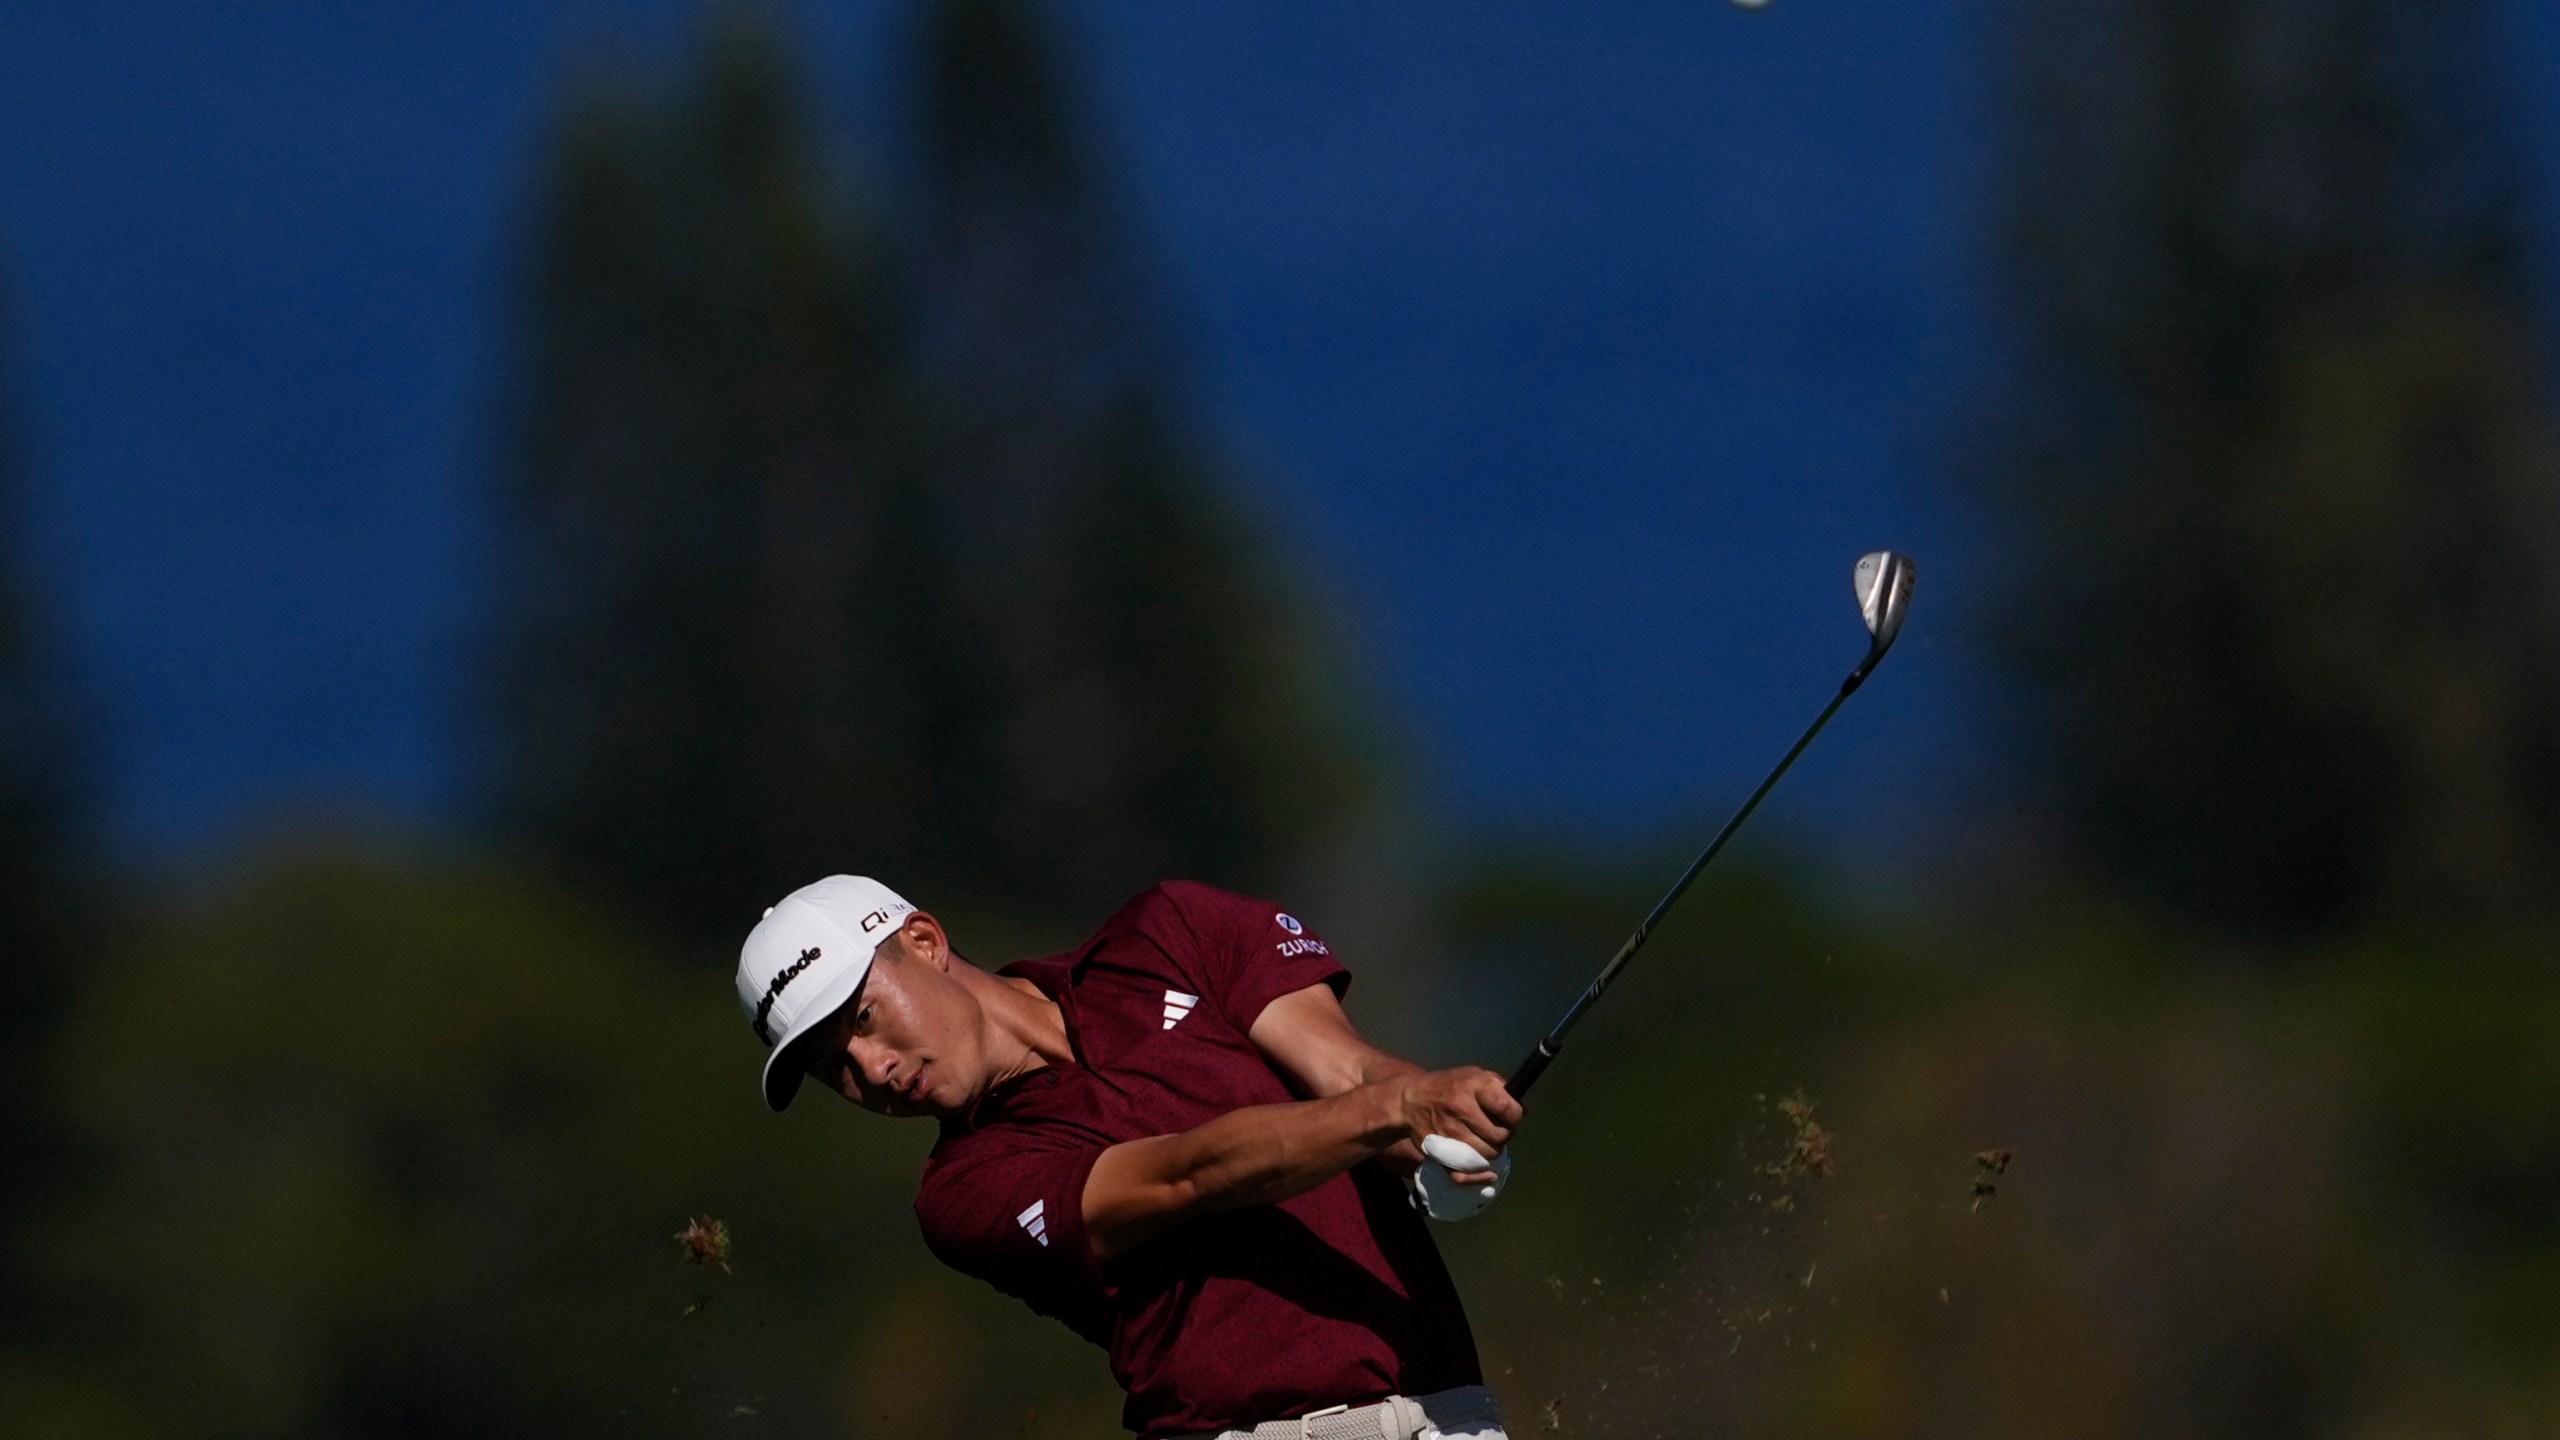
left=958, top=962, right=1073, bottom=1086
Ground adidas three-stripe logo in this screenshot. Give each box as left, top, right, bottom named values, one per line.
left=1161, top=989, right=1199, bottom=1029
left=1016, top=1198, right=1049, bottom=1247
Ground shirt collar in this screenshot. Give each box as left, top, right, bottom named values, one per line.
left=948, top=952, right=1086, bottom=1135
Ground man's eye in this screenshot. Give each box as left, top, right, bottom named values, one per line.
left=856, top=1005, right=874, bottom=1030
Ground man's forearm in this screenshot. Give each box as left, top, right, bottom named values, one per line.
left=1161, top=1085, right=1404, bottom=1212
left=1342, top=1049, right=1421, bottom=1093
left=1085, top=1082, right=1401, bottom=1259
left=1084, top=1059, right=1518, bottom=1261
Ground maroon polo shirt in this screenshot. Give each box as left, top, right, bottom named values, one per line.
left=913, top=882, right=1482, bottom=1439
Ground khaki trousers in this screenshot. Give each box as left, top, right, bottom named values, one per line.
left=1181, top=1384, right=1506, bottom=1440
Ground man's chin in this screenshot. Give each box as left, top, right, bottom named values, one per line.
left=851, top=1087, right=916, bottom=1118
left=859, top=1087, right=955, bottom=1120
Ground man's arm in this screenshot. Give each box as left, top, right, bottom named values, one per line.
left=1246, top=981, right=1419, bottom=1098
left=1081, top=1064, right=1518, bottom=1261
left=1250, top=981, right=1509, bottom=1183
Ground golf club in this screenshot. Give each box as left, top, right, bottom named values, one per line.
left=1503, top=549, right=1916, bottom=1101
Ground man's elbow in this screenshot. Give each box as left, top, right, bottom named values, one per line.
left=1085, top=1152, right=1205, bottom=1261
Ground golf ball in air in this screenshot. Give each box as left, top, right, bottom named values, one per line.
left=1732, top=0, right=1771, bottom=9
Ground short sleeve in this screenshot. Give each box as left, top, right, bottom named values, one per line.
left=1156, top=882, right=1351, bottom=1034
left=916, top=1133, right=1113, bottom=1337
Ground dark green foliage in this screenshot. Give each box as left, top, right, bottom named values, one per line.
left=491, top=2, right=1373, bottom=957
left=16, top=843, right=1110, bottom=1440
left=933, top=391, right=1373, bottom=929
left=492, top=20, right=932, bottom=950
left=1977, top=0, right=2560, bottom=937
left=902, top=0, right=1372, bottom=928
left=29, top=839, right=2560, bottom=1439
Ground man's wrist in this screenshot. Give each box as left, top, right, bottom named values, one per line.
left=1348, top=1074, right=1410, bottom=1153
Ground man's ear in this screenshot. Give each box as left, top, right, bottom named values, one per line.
left=902, top=912, right=951, bottom=972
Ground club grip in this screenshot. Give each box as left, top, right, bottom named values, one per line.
left=1506, top=1040, right=1558, bottom=1100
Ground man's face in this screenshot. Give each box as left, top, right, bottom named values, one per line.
left=796, top=915, right=987, bottom=1119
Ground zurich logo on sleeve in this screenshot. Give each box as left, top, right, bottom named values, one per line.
left=1272, top=910, right=1329, bottom=959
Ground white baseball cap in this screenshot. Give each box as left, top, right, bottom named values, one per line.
left=736, top=875, right=917, bottom=1111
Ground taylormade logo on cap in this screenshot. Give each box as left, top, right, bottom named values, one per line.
left=750, top=947, right=822, bottom=1046
left=736, top=875, right=916, bottom=1111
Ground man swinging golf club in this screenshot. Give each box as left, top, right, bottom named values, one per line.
left=736, top=552, right=1914, bottom=1440
left=736, top=878, right=1523, bottom=1440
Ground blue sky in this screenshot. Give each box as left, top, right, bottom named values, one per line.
left=2, top=1, right=2555, bottom=865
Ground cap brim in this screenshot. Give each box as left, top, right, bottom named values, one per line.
left=758, top=956, right=872, bottom=1112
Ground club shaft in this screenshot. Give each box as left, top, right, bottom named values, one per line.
left=1505, top=651, right=1881, bottom=1101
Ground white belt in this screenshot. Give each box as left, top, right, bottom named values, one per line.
left=1183, top=1384, right=1504, bottom=1440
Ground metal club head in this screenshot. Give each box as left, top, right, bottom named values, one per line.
left=1853, top=550, right=1916, bottom=655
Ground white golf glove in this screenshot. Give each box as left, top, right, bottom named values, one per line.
left=1408, top=1133, right=1514, bottom=1222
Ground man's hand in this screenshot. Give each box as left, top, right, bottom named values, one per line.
left=1382, top=1066, right=1519, bottom=1183
left=1247, top=986, right=1523, bottom=1183
left=1389, top=1069, right=1520, bottom=1222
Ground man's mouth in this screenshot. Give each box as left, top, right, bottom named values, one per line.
left=902, top=1064, right=928, bottom=1103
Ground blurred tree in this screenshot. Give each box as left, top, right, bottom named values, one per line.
left=903, top=0, right=1374, bottom=929
left=489, top=18, right=931, bottom=952
left=1977, top=0, right=2560, bottom=937
left=0, top=291, right=91, bottom=1335
left=493, top=3, right=1375, bottom=958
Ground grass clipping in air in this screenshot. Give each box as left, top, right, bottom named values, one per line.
left=1759, top=1088, right=1833, bottom=1209
left=676, top=1214, right=733, bottom=1271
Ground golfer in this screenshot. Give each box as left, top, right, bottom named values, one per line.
left=736, top=875, right=1523, bottom=1440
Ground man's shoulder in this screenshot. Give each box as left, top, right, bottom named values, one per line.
left=1001, top=884, right=1221, bottom=991
left=1144, top=878, right=1256, bottom=909
left=1103, top=880, right=1281, bottom=948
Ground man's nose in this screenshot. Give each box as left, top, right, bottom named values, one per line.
left=848, top=1038, right=896, bottom=1091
